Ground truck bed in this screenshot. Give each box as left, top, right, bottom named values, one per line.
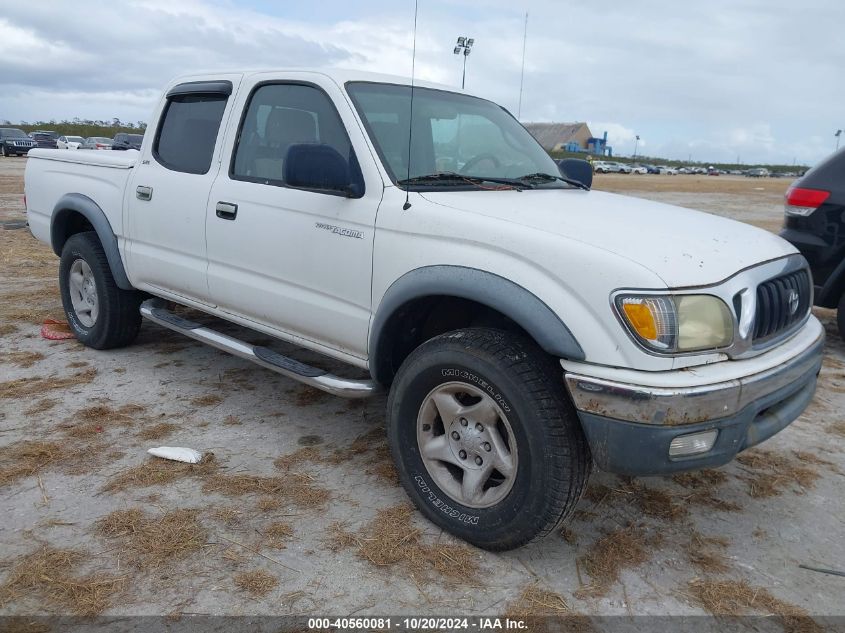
left=24, top=148, right=137, bottom=248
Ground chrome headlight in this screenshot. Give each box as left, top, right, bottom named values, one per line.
left=615, top=293, right=734, bottom=353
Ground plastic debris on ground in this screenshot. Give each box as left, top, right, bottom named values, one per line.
left=147, top=446, right=203, bottom=464
left=40, top=319, right=76, bottom=340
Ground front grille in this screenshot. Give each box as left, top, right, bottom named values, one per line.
left=752, top=269, right=811, bottom=341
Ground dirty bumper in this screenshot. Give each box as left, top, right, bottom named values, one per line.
left=563, top=324, right=825, bottom=475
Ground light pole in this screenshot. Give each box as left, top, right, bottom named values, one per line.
left=453, top=36, right=474, bottom=89
left=633, top=135, right=640, bottom=161
left=836, top=129, right=842, bottom=151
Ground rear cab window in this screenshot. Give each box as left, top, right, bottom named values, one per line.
left=153, top=80, right=233, bottom=174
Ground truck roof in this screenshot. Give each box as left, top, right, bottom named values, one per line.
left=165, top=68, right=461, bottom=94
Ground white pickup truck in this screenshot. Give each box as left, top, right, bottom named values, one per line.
left=24, top=69, right=824, bottom=550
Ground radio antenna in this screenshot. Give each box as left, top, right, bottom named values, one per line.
left=402, top=0, right=419, bottom=211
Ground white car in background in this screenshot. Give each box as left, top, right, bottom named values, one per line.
left=57, top=136, right=85, bottom=150
left=658, top=165, right=678, bottom=175
left=630, top=165, right=647, bottom=174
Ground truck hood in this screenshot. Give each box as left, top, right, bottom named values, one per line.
left=420, top=188, right=797, bottom=288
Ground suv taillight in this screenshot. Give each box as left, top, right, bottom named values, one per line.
left=785, top=186, right=830, bottom=217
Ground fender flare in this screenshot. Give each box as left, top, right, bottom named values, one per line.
left=50, top=193, right=133, bottom=290
left=368, top=265, right=585, bottom=383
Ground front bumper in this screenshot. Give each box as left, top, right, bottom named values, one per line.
left=563, top=318, right=825, bottom=475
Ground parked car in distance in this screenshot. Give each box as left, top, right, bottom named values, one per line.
left=592, top=160, right=616, bottom=173
left=780, top=147, right=845, bottom=337
left=630, top=165, right=647, bottom=175
left=57, top=136, right=85, bottom=150
left=708, top=167, right=721, bottom=176
left=644, top=164, right=660, bottom=174
left=79, top=137, right=113, bottom=150
left=746, top=167, right=770, bottom=178
left=658, top=165, right=678, bottom=175
left=112, top=133, right=143, bottom=151
left=30, top=132, right=59, bottom=149
left=24, top=68, right=824, bottom=551
left=613, top=162, right=632, bottom=174
left=0, top=128, right=37, bottom=156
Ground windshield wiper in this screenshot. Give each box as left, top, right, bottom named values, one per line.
left=517, top=172, right=590, bottom=191
left=397, top=172, right=526, bottom=190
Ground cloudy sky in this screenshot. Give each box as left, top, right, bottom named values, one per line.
left=1, top=0, right=842, bottom=165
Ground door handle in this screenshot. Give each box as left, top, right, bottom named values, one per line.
left=136, top=185, right=152, bottom=201
left=216, top=201, right=238, bottom=220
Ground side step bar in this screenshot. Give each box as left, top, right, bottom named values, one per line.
left=140, top=300, right=378, bottom=399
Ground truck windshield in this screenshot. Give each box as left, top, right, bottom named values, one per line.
left=346, top=82, right=565, bottom=189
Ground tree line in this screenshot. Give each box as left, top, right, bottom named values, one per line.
left=0, top=118, right=147, bottom=139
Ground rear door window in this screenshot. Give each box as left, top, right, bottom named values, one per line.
left=154, top=94, right=228, bottom=174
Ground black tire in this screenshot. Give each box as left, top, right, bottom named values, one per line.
left=59, top=231, right=142, bottom=349
left=838, top=293, right=845, bottom=340
left=387, top=328, right=591, bottom=551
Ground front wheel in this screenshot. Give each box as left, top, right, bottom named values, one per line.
left=387, top=328, right=591, bottom=551
left=59, top=232, right=143, bottom=349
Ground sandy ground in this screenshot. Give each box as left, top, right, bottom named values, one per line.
left=1, top=158, right=844, bottom=625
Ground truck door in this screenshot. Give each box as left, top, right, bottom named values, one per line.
left=125, top=77, right=240, bottom=304
left=205, top=76, right=383, bottom=359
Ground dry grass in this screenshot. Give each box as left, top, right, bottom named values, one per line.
left=190, top=394, right=223, bottom=407
left=0, top=230, right=56, bottom=280
left=233, top=570, right=278, bottom=597
left=576, top=525, right=658, bottom=598
left=0, top=285, right=62, bottom=322
left=95, top=508, right=207, bottom=568
left=293, top=385, right=327, bottom=406
left=202, top=472, right=329, bottom=508
left=263, top=522, right=294, bottom=549
left=0, top=368, right=97, bottom=400
left=736, top=449, right=820, bottom=498
left=506, top=583, right=571, bottom=614
left=212, top=507, right=245, bottom=528
left=687, top=531, right=731, bottom=574
left=273, top=446, right=322, bottom=470
left=0, top=546, right=125, bottom=616
left=223, top=415, right=242, bottom=426
left=583, top=480, right=686, bottom=520
left=0, top=440, right=89, bottom=488
left=103, top=454, right=217, bottom=492
left=326, top=427, right=385, bottom=464
left=2, top=350, right=45, bottom=368
left=504, top=584, right=596, bottom=633
left=0, top=323, right=19, bottom=336
left=23, top=398, right=58, bottom=416
left=672, top=469, right=741, bottom=512
left=688, top=579, right=823, bottom=633
left=56, top=403, right=139, bottom=439
left=256, top=496, right=282, bottom=512
left=327, top=504, right=480, bottom=583
left=829, top=420, right=845, bottom=438
left=135, top=422, right=178, bottom=441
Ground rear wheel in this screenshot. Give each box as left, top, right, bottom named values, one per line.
left=59, top=232, right=142, bottom=349
left=387, top=328, right=591, bottom=551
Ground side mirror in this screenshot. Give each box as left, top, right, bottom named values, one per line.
left=557, top=158, right=593, bottom=189
left=284, top=143, right=363, bottom=197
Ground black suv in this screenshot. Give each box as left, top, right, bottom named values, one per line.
left=0, top=128, right=37, bottom=156
left=112, top=133, right=143, bottom=150
left=30, top=132, right=58, bottom=149
left=780, top=147, right=845, bottom=336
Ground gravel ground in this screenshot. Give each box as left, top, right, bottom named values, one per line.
left=1, top=157, right=843, bottom=624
